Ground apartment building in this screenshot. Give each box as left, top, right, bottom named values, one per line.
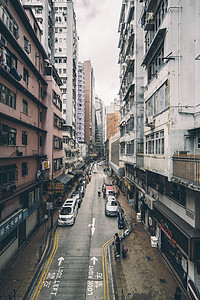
left=21, top=0, right=55, bottom=63
left=106, top=99, right=120, bottom=140
left=0, top=0, right=63, bottom=271
left=54, top=0, right=80, bottom=174
left=77, top=62, right=85, bottom=143
left=118, top=0, right=200, bottom=295
left=95, top=96, right=105, bottom=158
left=84, top=60, right=95, bottom=146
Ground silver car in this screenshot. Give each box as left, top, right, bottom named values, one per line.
left=105, top=197, right=118, bottom=217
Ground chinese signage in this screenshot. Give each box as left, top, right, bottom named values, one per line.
left=48, top=182, right=64, bottom=191
left=42, top=161, right=50, bottom=170
left=158, top=219, right=176, bottom=246
left=0, top=210, right=23, bottom=241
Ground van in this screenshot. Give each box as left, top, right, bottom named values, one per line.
left=105, top=185, right=115, bottom=197
left=58, top=198, right=78, bottom=226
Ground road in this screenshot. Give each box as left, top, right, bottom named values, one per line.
left=30, top=165, right=118, bottom=300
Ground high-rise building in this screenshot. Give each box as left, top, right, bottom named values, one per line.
left=117, top=0, right=200, bottom=295
left=21, top=0, right=55, bottom=63
left=95, top=96, right=105, bottom=158
left=77, top=62, right=85, bottom=143
left=106, top=99, right=120, bottom=139
left=0, top=0, right=63, bottom=271
left=84, top=60, right=95, bottom=146
left=54, top=0, right=79, bottom=173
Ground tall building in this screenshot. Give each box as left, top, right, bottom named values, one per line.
left=54, top=0, right=79, bottom=173
left=95, top=96, right=105, bottom=158
left=21, top=0, right=55, bottom=63
left=106, top=99, right=120, bottom=139
left=0, top=0, right=63, bottom=271
left=84, top=60, right=95, bottom=146
left=77, top=62, right=85, bottom=143
left=117, top=0, right=200, bottom=296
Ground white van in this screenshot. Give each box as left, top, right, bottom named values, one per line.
left=58, top=198, right=78, bottom=226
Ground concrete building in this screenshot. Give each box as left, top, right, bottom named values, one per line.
left=54, top=0, right=80, bottom=174
left=117, top=0, right=200, bottom=296
left=95, top=96, right=105, bottom=158
left=84, top=60, right=95, bottom=146
left=106, top=99, right=120, bottom=140
left=0, top=0, right=62, bottom=271
left=77, top=62, right=85, bottom=143
left=21, top=0, right=55, bottom=64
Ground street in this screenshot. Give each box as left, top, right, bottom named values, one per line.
left=30, top=165, right=118, bottom=300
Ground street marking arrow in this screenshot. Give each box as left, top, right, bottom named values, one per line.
left=58, top=257, right=64, bottom=266
left=88, top=218, right=95, bottom=236
left=91, top=257, right=98, bottom=265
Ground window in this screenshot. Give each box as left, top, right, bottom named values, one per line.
left=127, top=141, right=134, bottom=155
left=0, top=164, right=18, bottom=186
left=22, top=131, right=27, bottom=145
left=35, top=188, right=40, bottom=201
left=40, top=135, right=42, bottom=146
left=0, top=124, right=16, bottom=146
left=146, top=130, right=164, bottom=155
left=23, top=68, right=29, bottom=84
left=23, top=99, right=28, bottom=114
left=28, top=191, right=34, bottom=207
left=24, top=36, right=31, bottom=54
left=22, top=162, right=28, bottom=176
left=0, top=84, right=16, bottom=109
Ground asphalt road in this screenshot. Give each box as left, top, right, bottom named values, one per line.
left=30, top=165, right=118, bottom=300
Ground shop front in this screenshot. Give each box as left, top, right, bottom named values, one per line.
left=154, top=201, right=200, bottom=292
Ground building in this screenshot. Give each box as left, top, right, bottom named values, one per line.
left=118, top=0, right=200, bottom=296
left=77, top=62, right=85, bottom=143
left=54, top=0, right=80, bottom=174
left=84, top=60, right=95, bottom=146
left=106, top=99, right=120, bottom=139
left=21, top=0, right=55, bottom=63
left=95, top=96, right=105, bottom=158
left=0, top=0, right=62, bottom=271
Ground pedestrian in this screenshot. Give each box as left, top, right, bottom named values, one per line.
left=174, top=287, right=181, bottom=300
left=114, top=233, right=120, bottom=257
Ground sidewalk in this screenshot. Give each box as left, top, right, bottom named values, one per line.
left=111, top=188, right=189, bottom=300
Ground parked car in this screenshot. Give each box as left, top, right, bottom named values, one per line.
left=105, top=197, right=119, bottom=217
left=71, top=190, right=82, bottom=207
left=58, top=198, right=78, bottom=226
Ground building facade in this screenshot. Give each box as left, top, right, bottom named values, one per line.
left=106, top=99, right=120, bottom=140
left=77, top=62, right=85, bottom=143
left=95, top=96, right=105, bottom=158
left=117, top=0, right=200, bottom=296
left=0, top=0, right=62, bottom=271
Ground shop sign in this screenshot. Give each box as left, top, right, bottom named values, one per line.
left=0, top=210, right=23, bottom=241
left=42, top=160, right=50, bottom=170
left=48, top=182, right=64, bottom=191
left=158, top=220, right=176, bottom=246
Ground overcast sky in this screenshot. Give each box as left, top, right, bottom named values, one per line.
left=73, top=0, right=122, bottom=106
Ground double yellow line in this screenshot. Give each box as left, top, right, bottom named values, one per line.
left=102, top=236, right=115, bottom=300
left=32, top=229, right=59, bottom=300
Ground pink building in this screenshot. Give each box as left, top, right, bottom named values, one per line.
left=0, top=0, right=63, bottom=271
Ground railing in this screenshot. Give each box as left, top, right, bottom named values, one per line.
left=172, top=154, right=200, bottom=184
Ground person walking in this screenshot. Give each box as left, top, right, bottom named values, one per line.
left=114, top=233, right=121, bottom=257
left=174, top=287, right=181, bottom=300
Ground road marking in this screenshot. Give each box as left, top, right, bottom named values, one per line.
left=58, top=257, right=64, bottom=266
left=102, top=231, right=124, bottom=300
left=91, top=257, right=98, bottom=265
left=31, top=229, right=59, bottom=300
left=88, top=218, right=95, bottom=236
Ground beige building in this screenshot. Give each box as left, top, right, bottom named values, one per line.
left=84, top=60, right=95, bottom=145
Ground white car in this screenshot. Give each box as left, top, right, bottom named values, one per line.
left=58, top=199, right=78, bottom=226
left=105, top=197, right=118, bottom=217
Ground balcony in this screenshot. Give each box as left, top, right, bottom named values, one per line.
left=172, top=154, right=200, bottom=185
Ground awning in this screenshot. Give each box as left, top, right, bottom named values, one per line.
left=56, top=174, right=72, bottom=185
left=154, top=201, right=200, bottom=239
left=109, top=161, right=125, bottom=177
left=69, top=171, right=76, bottom=176
left=142, top=28, right=166, bottom=66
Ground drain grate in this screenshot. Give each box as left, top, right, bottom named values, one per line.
left=160, top=278, right=166, bottom=283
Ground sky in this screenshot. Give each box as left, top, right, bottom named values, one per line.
left=73, top=0, right=122, bottom=106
